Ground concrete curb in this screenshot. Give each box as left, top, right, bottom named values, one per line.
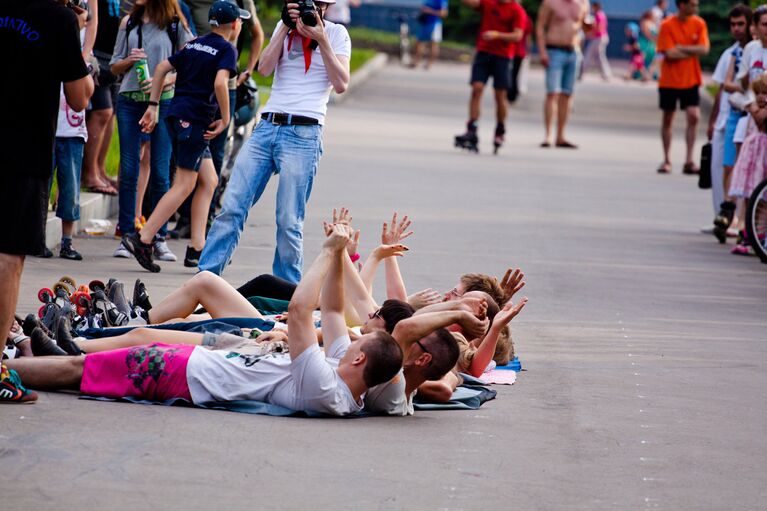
left=45, top=52, right=388, bottom=250
left=330, top=52, right=388, bottom=105
left=45, top=192, right=118, bottom=250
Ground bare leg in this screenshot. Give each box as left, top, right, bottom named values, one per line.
left=684, top=106, right=700, bottom=165
left=555, top=93, right=572, bottom=144
left=723, top=165, right=734, bottom=202
left=427, top=41, right=440, bottom=69
left=189, top=158, right=218, bottom=251
left=82, top=109, right=112, bottom=189
left=76, top=328, right=204, bottom=353
left=148, top=271, right=262, bottom=323
left=411, top=41, right=424, bottom=67
left=469, top=82, right=484, bottom=122
left=0, top=253, right=24, bottom=342
left=661, top=110, right=675, bottom=170
left=139, top=167, right=198, bottom=245
left=5, top=356, right=83, bottom=390
left=494, top=89, right=507, bottom=125
left=543, top=93, right=557, bottom=144
left=136, top=141, right=151, bottom=221
left=97, top=111, right=116, bottom=185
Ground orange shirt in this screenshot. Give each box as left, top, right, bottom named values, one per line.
left=656, top=14, right=709, bottom=89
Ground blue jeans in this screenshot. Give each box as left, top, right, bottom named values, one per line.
left=199, top=120, right=323, bottom=282
left=115, top=95, right=172, bottom=236
left=52, top=137, right=84, bottom=222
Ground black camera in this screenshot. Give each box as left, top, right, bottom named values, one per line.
left=282, top=0, right=318, bottom=29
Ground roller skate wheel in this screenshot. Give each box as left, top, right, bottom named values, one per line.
left=38, top=288, right=54, bottom=303
left=89, top=280, right=106, bottom=293
left=53, top=282, right=71, bottom=296
left=59, top=275, right=77, bottom=289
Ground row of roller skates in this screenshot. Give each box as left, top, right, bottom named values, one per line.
left=36, top=276, right=153, bottom=333
left=454, top=122, right=506, bottom=155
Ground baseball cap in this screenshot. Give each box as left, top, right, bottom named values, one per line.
left=209, top=0, right=251, bottom=26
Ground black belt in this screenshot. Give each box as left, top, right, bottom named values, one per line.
left=262, top=112, right=319, bottom=125
left=546, top=44, right=575, bottom=52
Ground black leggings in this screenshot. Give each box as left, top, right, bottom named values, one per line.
left=235, top=274, right=296, bottom=301
left=195, top=274, right=297, bottom=314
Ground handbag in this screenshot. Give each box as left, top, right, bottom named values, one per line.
left=698, top=142, right=712, bottom=189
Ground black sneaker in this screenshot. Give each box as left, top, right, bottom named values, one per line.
left=55, top=317, right=83, bottom=356
left=132, top=279, right=152, bottom=311
left=60, top=244, right=83, bottom=261
left=122, top=232, right=160, bottom=272
left=30, top=328, right=68, bottom=356
left=184, top=246, right=202, bottom=268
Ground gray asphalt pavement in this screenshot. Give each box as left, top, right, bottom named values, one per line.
left=4, top=63, right=767, bottom=510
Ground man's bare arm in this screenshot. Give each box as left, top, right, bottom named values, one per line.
left=536, top=1, right=553, bottom=66
left=288, top=226, right=350, bottom=359
left=320, top=232, right=348, bottom=349
left=392, top=311, right=488, bottom=352
left=63, top=75, right=94, bottom=112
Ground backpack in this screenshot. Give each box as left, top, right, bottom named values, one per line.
left=124, top=14, right=181, bottom=54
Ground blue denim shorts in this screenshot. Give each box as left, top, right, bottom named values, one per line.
left=52, top=137, right=85, bottom=221
left=545, top=47, right=579, bottom=95
left=165, top=116, right=212, bottom=171
left=724, top=109, right=745, bottom=167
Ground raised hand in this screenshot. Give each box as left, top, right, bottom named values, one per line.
left=499, top=267, right=525, bottom=304
left=459, top=295, right=487, bottom=319
left=493, top=297, right=528, bottom=327
left=381, top=212, right=413, bottom=245
left=323, top=223, right=352, bottom=251
left=459, top=313, right=490, bottom=340
left=407, top=288, right=442, bottom=309
left=372, top=244, right=408, bottom=260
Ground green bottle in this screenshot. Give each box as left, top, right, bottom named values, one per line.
left=135, top=58, right=150, bottom=101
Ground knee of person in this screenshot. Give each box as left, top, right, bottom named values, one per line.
left=687, top=110, right=700, bottom=124
left=471, top=84, right=484, bottom=96
left=192, top=270, right=218, bottom=289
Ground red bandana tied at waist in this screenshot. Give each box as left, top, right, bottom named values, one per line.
left=287, top=32, right=313, bottom=73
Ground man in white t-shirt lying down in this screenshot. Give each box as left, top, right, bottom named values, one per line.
left=5, top=224, right=404, bottom=416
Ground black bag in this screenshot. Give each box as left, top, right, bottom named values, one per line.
left=698, top=142, right=712, bottom=189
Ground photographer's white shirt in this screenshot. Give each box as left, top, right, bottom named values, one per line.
left=263, top=20, right=351, bottom=125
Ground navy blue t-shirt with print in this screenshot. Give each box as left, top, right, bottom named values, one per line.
left=167, top=32, right=237, bottom=124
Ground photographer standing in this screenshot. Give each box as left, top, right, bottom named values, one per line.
left=199, top=0, right=351, bottom=283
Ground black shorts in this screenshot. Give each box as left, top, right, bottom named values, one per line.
left=470, top=51, right=512, bottom=90
left=165, top=116, right=212, bottom=172
left=0, top=174, right=49, bottom=255
left=90, top=81, right=120, bottom=111
left=658, top=86, right=700, bottom=112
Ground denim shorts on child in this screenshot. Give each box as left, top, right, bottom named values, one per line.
left=52, top=137, right=85, bottom=222
left=545, top=46, right=579, bottom=95
left=165, top=116, right=212, bottom=171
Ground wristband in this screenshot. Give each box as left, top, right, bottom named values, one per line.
left=147, top=100, right=159, bottom=107
left=350, top=253, right=361, bottom=263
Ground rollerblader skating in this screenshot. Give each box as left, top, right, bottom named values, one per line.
left=455, top=122, right=479, bottom=153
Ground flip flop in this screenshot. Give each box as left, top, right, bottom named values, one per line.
left=657, top=163, right=671, bottom=174
left=682, top=163, right=700, bottom=175
left=540, top=142, right=551, bottom=148
left=83, top=184, right=117, bottom=196
left=555, top=141, right=578, bottom=149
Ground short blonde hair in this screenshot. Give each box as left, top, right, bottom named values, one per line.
left=753, top=74, right=767, bottom=95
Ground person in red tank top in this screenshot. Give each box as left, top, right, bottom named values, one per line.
left=454, top=0, right=524, bottom=154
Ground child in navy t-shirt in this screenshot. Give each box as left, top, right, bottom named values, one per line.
left=128, top=0, right=249, bottom=273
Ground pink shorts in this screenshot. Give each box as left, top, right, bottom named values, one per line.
left=81, top=343, right=194, bottom=401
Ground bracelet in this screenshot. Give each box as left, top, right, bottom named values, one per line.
left=350, top=253, right=361, bottom=263
left=147, top=100, right=159, bottom=106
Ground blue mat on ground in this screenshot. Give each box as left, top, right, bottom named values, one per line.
left=79, top=375, right=497, bottom=415
left=78, top=317, right=274, bottom=339
left=494, top=357, right=522, bottom=372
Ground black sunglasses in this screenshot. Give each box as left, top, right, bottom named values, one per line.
left=415, top=339, right=430, bottom=355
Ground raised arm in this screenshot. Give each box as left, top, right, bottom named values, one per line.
left=238, top=5, right=265, bottom=85
left=296, top=13, right=350, bottom=93
left=258, top=19, right=290, bottom=76
left=320, top=226, right=348, bottom=348
left=467, top=298, right=527, bottom=377
left=380, top=213, right=412, bottom=301
left=288, top=224, right=351, bottom=359
left=392, top=310, right=488, bottom=353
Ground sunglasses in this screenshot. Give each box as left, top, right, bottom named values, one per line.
left=415, top=339, right=431, bottom=355
left=368, top=308, right=382, bottom=320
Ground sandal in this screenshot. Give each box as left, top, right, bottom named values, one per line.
left=682, top=162, right=700, bottom=175
left=657, top=163, right=672, bottom=174
left=83, top=184, right=118, bottom=196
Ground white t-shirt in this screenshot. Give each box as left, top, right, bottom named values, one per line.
left=185, top=335, right=363, bottom=415
left=325, top=0, right=352, bottom=25
left=262, top=20, right=352, bottom=125
left=712, top=43, right=739, bottom=131
left=364, top=369, right=416, bottom=416
left=56, top=86, right=88, bottom=141
left=737, top=39, right=766, bottom=83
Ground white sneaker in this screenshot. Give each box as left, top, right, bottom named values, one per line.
left=153, top=238, right=177, bottom=262
left=113, top=242, right=130, bottom=258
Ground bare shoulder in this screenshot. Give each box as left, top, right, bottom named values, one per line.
left=119, top=15, right=129, bottom=29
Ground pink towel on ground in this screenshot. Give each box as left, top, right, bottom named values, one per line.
left=480, top=370, right=517, bottom=385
